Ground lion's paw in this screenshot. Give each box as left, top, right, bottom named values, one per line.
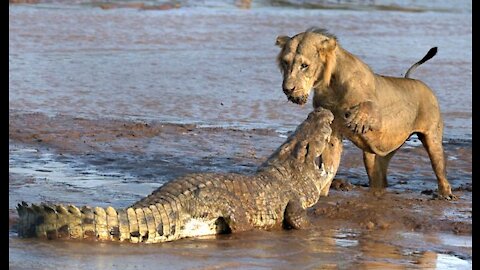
left=432, top=193, right=458, bottom=201
left=344, top=101, right=380, bottom=134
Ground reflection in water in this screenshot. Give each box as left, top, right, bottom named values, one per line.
left=352, top=231, right=473, bottom=269
left=8, top=226, right=472, bottom=269
left=358, top=235, right=411, bottom=269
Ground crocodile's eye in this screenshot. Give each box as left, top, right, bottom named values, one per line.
left=301, top=63, right=309, bottom=70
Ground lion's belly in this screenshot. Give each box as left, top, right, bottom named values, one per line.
left=344, top=133, right=373, bottom=152
left=346, top=128, right=413, bottom=156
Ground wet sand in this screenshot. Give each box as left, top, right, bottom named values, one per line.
left=9, top=0, right=471, bottom=269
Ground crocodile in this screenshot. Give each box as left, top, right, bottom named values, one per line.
left=16, top=107, right=336, bottom=243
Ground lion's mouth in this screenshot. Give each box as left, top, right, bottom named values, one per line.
left=287, top=94, right=309, bottom=105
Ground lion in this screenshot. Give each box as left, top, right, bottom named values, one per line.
left=275, top=27, right=455, bottom=200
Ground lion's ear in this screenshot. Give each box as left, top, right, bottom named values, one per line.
left=318, top=38, right=337, bottom=52
left=316, top=38, right=337, bottom=87
left=275, top=35, right=291, bottom=47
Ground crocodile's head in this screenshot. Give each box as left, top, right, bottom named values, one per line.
left=259, top=107, right=336, bottom=199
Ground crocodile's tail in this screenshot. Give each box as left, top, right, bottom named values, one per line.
left=404, top=47, right=437, bottom=78
left=16, top=201, right=178, bottom=243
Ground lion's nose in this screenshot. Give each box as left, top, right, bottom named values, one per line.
left=283, top=86, right=295, bottom=95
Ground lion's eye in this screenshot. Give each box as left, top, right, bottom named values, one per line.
left=282, top=60, right=289, bottom=68
left=301, top=63, right=309, bottom=70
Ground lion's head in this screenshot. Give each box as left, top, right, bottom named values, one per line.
left=275, top=28, right=337, bottom=105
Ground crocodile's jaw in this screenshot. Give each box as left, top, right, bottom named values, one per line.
left=317, top=162, right=336, bottom=196
left=303, top=154, right=336, bottom=198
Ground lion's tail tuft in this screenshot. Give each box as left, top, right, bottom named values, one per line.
left=404, top=47, right=437, bottom=78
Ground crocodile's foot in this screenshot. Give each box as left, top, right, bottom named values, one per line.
left=283, top=200, right=310, bottom=230
left=283, top=214, right=310, bottom=230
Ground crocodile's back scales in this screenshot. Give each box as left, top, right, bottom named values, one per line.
left=133, top=173, right=288, bottom=230
left=17, top=173, right=288, bottom=243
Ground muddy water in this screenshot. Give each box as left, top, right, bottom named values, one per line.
left=9, top=1, right=471, bottom=269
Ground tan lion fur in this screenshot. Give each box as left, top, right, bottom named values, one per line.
left=275, top=28, right=455, bottom=199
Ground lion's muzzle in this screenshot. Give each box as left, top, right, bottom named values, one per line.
left=283, top=86, right=295, bottom=96
left=287, top=93, right=308, bottom=105
left=283, top=84, right=309, bottom=105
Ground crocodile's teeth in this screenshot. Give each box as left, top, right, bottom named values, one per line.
left=319, top=163, right=327, bottom=177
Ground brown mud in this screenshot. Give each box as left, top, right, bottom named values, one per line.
left=314, top=182, right=471, bottom=235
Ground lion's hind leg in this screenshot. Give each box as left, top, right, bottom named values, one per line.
left=363, top=150, right=397, bottom=189
left=417, top=131, right=456, bottom=200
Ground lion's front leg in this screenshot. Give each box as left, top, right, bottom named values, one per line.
left=344, top=101, right=381, bottom=134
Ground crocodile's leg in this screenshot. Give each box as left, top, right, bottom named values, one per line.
left=283, top=198, right=309, bottom=229
left=185, top=187, right=252, bottom=234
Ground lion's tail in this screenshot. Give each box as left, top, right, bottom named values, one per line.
left=404, top=47, right=437, bottom=78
